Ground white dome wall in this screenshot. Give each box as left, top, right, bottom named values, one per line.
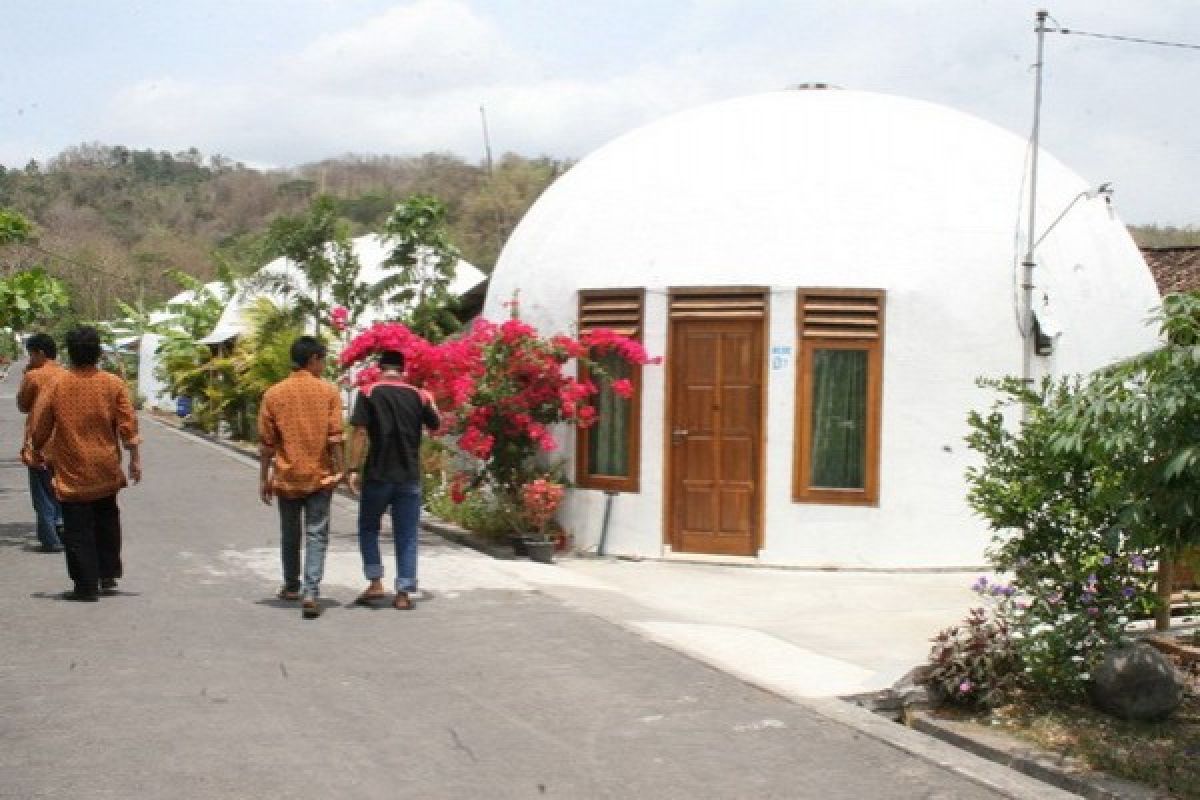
left=486, top=89, right=1162, bottom=568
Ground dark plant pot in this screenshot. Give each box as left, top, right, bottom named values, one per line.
left=525, top=539, right=555, bottom=564
left=509, top=534, right=530, bottom=557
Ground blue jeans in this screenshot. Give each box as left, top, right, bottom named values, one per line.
left=277, top=490, right=332, bottom=598
left=358, top=480, right=420, bottom=593
left=28, top=466, right=62, bottom=549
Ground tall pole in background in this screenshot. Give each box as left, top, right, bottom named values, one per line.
left=479, top=105, right=495, bottom=176
left=1022, top=9, right=1050, bottom=390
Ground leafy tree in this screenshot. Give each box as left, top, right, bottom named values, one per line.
left=160, top=270, right=228, bottom=339
left=0, top=206, right=33, bottom=245
left=1053, top=291, right=1200, bottom=629
left=260, top=194, right=361, bottom=336
left=375, top=194, right=461, bottom=341
left=0, top=268, right=71, bottom=332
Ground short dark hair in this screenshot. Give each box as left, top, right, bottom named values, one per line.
left=24, top=333, right=56, bottom=360
left=290, top=335, right=327, bottom=368
left=65, top=326, right=102, bottom=367
left=378, top=349, right=405, bottom=369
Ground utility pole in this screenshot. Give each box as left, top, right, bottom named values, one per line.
left=1021, top=9, right=1050, bottom=391
left=479, top=105, right=495, bottom=176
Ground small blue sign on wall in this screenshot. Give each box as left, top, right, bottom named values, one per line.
left=770, top=345, right=793, bottom=370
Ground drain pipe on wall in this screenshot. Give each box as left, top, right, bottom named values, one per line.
left=597, top=490, right=618, bottom=556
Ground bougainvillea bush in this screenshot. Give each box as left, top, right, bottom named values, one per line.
left=339, top=311, right=658, bottom=533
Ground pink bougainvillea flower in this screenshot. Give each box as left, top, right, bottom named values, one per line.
left=338, top=313, right=659, bottom=491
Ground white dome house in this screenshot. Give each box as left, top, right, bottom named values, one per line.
left=484, top=87, right=1162, bottom=568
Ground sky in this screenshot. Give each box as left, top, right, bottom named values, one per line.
left=3, top=0, right=1199, bottom=225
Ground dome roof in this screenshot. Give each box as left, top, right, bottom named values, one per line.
left=485, top=88, right=1159, bottom=375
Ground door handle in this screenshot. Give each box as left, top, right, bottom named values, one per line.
left=671, top=428, right=689, bottom=444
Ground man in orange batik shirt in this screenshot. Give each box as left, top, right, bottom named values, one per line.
left=29, top=326, right=142, bottom=602
left=258, top=335, right=345, bottom=620
left=17, top=333, right=65, bottom=553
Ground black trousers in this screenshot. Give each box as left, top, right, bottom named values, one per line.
left=59, top=494, right=122, bottom=596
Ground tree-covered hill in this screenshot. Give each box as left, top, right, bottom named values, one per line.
left=0, top=144, right=566, bottom=319
left=2, top=142, right=1195, bottom=323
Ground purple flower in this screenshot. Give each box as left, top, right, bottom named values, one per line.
left=1081, top=590, right=1095, bottom=603
left=1087, top=607, right=1100, bottom=616
left=958, top=679, right=973, bottom=695
left=1101, top=556, right=1113, bottom=566
left=1046, top=591, right=1063, bottom=606
left=1130, top=555, right=1147, bottom=570
left=1122, top=586, right=1136, bottom=600
left=971, top=576, right=989, bottom=593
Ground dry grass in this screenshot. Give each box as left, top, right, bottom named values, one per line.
left=969, top=649, right=1200, bottom=798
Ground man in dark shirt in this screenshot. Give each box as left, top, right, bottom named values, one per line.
left=346, top=349, right=440, bottom=610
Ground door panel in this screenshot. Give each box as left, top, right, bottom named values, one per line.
left=668, top=318, right=763, bottom=556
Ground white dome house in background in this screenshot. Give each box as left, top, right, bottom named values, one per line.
left=484, top=87, right=1162, bottom=569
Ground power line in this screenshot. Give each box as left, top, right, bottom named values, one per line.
left=1048, top=25, right=1200, bottom=52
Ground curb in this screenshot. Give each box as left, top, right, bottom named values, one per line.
left=907, top=710, right=1165, bottom=800
left=418, top=515, right=515, bottom=560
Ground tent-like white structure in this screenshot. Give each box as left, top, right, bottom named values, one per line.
left=103, top=282, right=228, bottom=412
left=201, top=234, right=486, bottom=345
left=483, top=87, right=1162, bottom=568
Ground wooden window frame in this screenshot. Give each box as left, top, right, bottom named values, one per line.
left=576, top=289, right=644, bottom=493
left=793, top=288, right=885, bottom=506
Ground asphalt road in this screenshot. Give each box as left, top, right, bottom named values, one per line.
left=0, top=367, right=1014, bottom=799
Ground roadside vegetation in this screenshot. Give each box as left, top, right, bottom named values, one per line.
left=927, top=291, right=1200, bottom=797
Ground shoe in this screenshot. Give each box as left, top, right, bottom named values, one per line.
left=63, top=590, right=99, bottom=603
left=38, top=544, right=64, bottom=553
left=392, top=592, right=414, bottom=611
left=301, top=597, right=321, bottom=619
left=100, top=578, right=118, bottom=595
left=353, top=589, right=387, bottom=606
left=277, top=587, right=301, bottom=602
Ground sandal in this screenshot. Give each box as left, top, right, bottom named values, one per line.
left=392, top=592, right=414, bottom=611
left=354, top=590, right=387, bottom=606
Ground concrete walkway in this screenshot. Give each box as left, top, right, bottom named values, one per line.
left=512, top=556, right=980, bottom=700
left=0, top=363, right=1077, bottom=799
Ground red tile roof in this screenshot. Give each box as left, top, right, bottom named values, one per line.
left=1141, top=246, right=1200, bottom=295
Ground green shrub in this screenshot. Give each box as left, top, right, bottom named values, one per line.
left=963, top=377, right=1156, bottom=702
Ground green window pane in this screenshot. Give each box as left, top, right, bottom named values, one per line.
left=810, top=349, right=868, bottom=489
left=588, top=351, right=631, bottom=477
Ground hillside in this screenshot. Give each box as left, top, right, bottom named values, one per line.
left=0, top=144, right=566, bottom=320
left=2, top=143, right=1196, bottom=323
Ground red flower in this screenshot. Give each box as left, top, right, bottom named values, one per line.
left=330, top=305, right=350, bottom=333
left=338, top=314, right=659, bottom=492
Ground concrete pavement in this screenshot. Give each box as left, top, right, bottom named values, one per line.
left=0, top=364, right=1077, bottom=799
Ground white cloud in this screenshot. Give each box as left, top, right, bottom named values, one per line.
left=80, top=0, right=1200, bottom=224
left=291, top=0, right=530, bottom=96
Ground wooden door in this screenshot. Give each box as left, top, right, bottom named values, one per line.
left=667, top=317, right=764, bottom=556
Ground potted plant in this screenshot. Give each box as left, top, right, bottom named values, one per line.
left=519, top=477, right=565, bottom=563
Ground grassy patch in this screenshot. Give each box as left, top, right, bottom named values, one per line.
left=958, top=656, right=1200, bottom=798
